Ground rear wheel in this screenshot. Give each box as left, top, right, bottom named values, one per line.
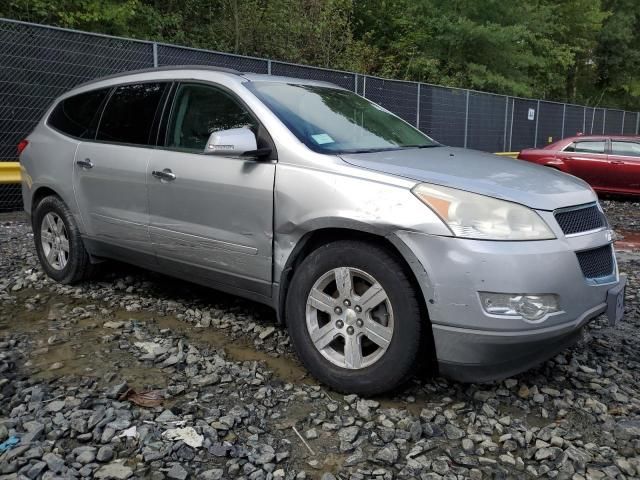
left=33, top=195, right=95, bottom=284
left=286, top=240, right=423, bottom=395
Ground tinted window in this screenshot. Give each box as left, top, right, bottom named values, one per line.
left=166, top=83, right=257, bottom=152
left=97, top=83, right=167, bottom=145
left=48, top=88, right=109, bottom=138
left=565, top=140, right=606, bottom=154
left=611, top=141, right=640, bottom=157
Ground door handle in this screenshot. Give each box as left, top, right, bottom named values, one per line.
left=152, top=168, right=176, bottom=181
left=76, top=158, right=93, bottom=169
left=609, top=160, right=625, bottom=165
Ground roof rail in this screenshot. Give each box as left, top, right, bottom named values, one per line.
left=75, top=65, right=244, bottom=89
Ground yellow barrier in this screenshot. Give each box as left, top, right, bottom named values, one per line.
left=0, top=151, right=521, bottom=185
left=493, top=152, right=520, bottom=158
left=0, top=162, right=21, bottom=184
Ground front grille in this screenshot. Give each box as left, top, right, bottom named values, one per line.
left=576, top=245, right=614, bottom=279
left=554, top=204, right=605, bottom=235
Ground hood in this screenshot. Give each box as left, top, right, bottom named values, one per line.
left=340, top=146, right=596, bottom=211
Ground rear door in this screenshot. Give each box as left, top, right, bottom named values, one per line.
left=73, top=82, right=169, bottom=252
left=147, top=82, right=275, bottom=296
left=608, top=140, right=640, bottom=194
left=559, top=139, right=610, bottom=189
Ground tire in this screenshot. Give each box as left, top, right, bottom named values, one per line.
left=33, top=195, right=95, bottom=284
left=286, top=240, right=423, bottom=395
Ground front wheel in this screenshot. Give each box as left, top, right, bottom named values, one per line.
left=286, top=240, right=423, bottom=395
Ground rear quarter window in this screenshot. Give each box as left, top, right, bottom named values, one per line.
left=47, top=88, right=110, bottom=138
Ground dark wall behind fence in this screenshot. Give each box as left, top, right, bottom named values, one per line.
left=1, top=18, right=639, bottom=211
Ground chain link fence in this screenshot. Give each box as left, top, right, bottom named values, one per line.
left=1, top=18, right=639, bottom=211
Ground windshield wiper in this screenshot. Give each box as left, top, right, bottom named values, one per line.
left=402, top=144, right=441, bottom=149
left=342, top=147, right=401, bottom=154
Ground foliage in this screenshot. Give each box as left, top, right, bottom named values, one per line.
left=1, top=0, right=638, bottom=109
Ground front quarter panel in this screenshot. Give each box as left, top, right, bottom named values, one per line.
left=273, top=160, right=450, bottom=281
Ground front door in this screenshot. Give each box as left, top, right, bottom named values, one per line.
left=73, top=82, right=169, bottom=252
left=147, top=82, right=275, bottom=297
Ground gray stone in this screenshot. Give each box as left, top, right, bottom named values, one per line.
left=444, top=423, right=465, bottom=440
left=167, top=464, right=189, bottom=480
left=614, top=419, right=640, bottom=440
left=200, top=468, right=224, bottom=480
left=26, top=461, right=47, bottom=479
left=95, top=462, right=134, bottom=479
left=43, top=452, right=65, bottom=473
left=375, top=444, right=398, bottom=465
left=97, top=445, right=114, bottom=462
left=45, top=400, right=65, bottom=413
left=338, top=426, right=360, bottom=443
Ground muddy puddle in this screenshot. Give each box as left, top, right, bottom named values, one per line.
left=149, top=314, right=313, bottom=385
left=615, top=229, right=640, bottom=251
left=0, top=290, right=168, bottom=390
left=1, top=289, right=312, bottom=389
left=2, top=288, right=441, bottom=419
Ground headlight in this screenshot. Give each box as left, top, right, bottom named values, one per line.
left=412, top=184, right=555, bottom=240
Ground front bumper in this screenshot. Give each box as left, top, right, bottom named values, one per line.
left=395, top=227, right=622, bottom=382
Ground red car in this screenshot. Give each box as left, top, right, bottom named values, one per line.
left=517, top=135, right=640, bottom=196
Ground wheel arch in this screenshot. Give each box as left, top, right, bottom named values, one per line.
left=32, top=185, right=61, bottom=208
left=276, top=226, right=438, bottom=370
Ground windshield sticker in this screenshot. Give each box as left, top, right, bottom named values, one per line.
left=311, top=133, right=335, bottom=145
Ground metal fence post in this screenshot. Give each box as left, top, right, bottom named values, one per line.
left=267, top=59, right=272, bottom=75
left=637, top=113, right=640, bottom=135
left=508, top=98, right=515, bottom=152
left=621, top=111, right=625, bottom=134
left=464, top=90, right=469, bottom=148
left=561, top=103, right=566, bottom=139
left=362, top=76, right=367, bottom=97
left=416, top=83, right=421, bottom=128
left=534, top=100, right=540, bottom=148
left=602, top=109, right=606, bottom=134
left=503, top=96, right=509, bottom=152
left=583, top=107, right=586, bottom=134
left=152, top=42, right=158, bottom=67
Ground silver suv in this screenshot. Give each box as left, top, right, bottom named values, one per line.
left=20, top=66, right=626, bottom=395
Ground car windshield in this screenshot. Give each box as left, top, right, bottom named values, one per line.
left=246, top=82, right=438, bottom=154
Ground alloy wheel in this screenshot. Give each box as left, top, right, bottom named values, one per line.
left=305, top=267, right=394, bottom=369
left=40, top=212, right=70, bottom=271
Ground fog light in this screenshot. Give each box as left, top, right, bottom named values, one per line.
left=479, top=292, right=560, bottom=321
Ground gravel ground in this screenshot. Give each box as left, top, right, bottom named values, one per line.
left=0, top=201, right=639, bottom=480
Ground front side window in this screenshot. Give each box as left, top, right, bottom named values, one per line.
left=246, top=82, right=436, bottom=154
left=96, top=82, right=167, bottom=145
left=48, top=88, right=109, bottom=138
left=166, top=83, right=257, bottom=152
left=611, top=141, right=640, bottom=157
left=565, top=140, right=606, bottom=154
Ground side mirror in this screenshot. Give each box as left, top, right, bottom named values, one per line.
left=204, top=128, right=257, bottom=156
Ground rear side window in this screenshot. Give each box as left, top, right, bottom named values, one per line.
left=611, top=141, right=640, bottom=157
left=48, top=88, right=109, bottom=138
left=97, top=83, right=167, bottom=145
left=565, top=140, right=606, bottom=154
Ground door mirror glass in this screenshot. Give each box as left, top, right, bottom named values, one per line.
left=204, top=127, right=258, bottom=156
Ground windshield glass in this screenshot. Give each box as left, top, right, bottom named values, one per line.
left=246, top=82, right=437, bottom=154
